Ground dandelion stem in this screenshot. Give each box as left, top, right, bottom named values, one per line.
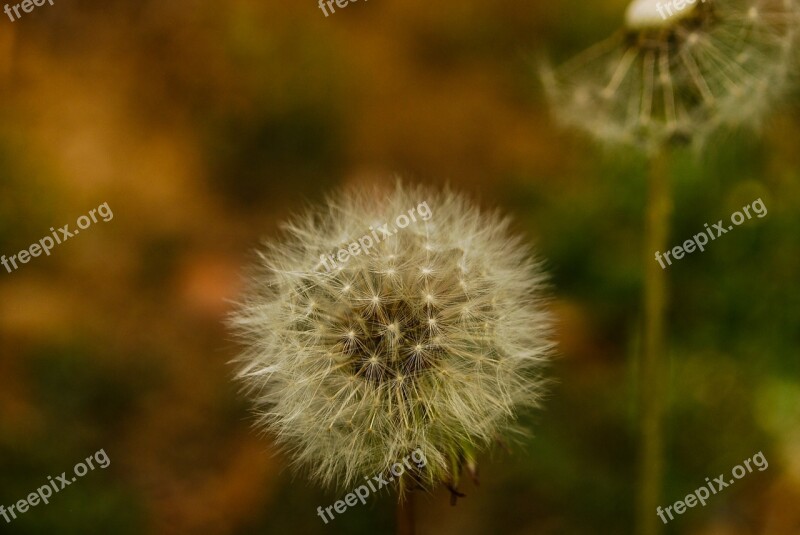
left=396, top=490, right=416, bottom=535
left=637, top=148, right=671, bottom=535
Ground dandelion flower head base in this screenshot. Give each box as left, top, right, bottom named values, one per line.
left=230, top=183, right=552, bottom=494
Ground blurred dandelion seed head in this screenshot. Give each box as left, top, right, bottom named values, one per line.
left=543, top=0, right=800, bottom=151
left=229, top=182, right=553, bottom=493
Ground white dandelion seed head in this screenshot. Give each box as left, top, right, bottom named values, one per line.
left=543, top=0, right=800, bottom=152
left=229, top=181, right=553, bottom=494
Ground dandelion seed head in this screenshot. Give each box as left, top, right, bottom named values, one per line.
left=229, top=182, right=552, bottom=493
left=543, top=0, right=800, bottom=152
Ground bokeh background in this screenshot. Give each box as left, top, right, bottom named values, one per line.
left=1, top=0, right=799, bottom=534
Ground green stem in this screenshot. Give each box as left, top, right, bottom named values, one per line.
left=396, top=490, right=416, bottom=535
left=637, top=149, right=671, bottom=535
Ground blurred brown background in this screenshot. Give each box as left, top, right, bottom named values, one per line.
left=1, top=0, right=799, bottom=534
